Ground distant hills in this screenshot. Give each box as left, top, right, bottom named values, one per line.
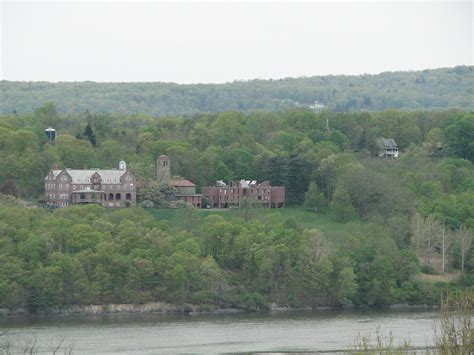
left=1, top=66, right=473, bottom=116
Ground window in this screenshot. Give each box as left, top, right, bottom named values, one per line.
left=115, top=193, right=121, bottom=200
left=80, top=193, right=86, bottom=199
left=59, top=184, right=62, bottom=190
left=126, top=193, right=131, bottom=201
left=73, top=185, right=76, bottom=190
left=108, top=193, right=114, bottom=200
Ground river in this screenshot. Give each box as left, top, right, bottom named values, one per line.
left=0, top=308, right=440, bottom=354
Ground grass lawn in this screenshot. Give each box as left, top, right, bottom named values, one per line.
left=146, top=206, right=352, bottom=244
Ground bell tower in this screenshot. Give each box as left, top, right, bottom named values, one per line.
left=157, top=154, right=171, bottom=186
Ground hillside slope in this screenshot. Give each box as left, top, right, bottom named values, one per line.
left=1, top=66, right=473, bottom=115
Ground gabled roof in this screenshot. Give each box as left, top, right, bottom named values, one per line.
left=377, top=138, right=398, bottom=149
left=172, top=179, right=196, bottom=187
left=67, top=169, right=126, bottom=184
left=46, top=169, right=130, bottom=184
left=45, top=170, right=62, bottom=180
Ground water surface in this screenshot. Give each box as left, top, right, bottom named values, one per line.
left=0, top=309, right=440, bottom=354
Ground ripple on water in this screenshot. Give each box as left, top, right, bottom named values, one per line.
left=0, top=309, right=440, bottom=354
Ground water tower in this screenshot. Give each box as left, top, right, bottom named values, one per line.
left=44, top=127, right=57, bottom=142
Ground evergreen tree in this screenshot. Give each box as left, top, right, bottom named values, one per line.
left=262, top=156, right=288, bottom=187
left=287, top=155, right=313, bottom=204
left=83, top=122, right=97, bottom=147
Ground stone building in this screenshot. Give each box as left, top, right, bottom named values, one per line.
left=157, top=155, right=202, bottom=208
left=44, top=161, right=137, bottom=208
left=202, top=180, right=285, bottom=209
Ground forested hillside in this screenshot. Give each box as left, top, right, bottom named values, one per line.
left=0, top=105, right=473, bottom=313
left=1, top=66, right=473, bottom=115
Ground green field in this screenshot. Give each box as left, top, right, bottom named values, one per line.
left=146, top=207, right=352, bottom=244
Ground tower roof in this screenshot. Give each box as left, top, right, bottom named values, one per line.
left=172, top=179, right=196, bottom=187
left=158, top=154, right=169, bottom=160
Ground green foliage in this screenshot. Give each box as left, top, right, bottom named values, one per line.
left=2, top=67, right=473, bottom=115
left=331, top=185, right=357, bottom=222
left=303, top=181, right=326, bottom=210
left=0, top=198, right=443, bottom=312
left=0, top=103, right=473, bottom=312
left=444, top=114, right=474, bottom=162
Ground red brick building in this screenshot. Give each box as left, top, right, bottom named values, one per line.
left=202, top=180, right=284, bottom=209
left=44, top=160, right=137, bottom=208
left=158, top=155, right=202, bottom=208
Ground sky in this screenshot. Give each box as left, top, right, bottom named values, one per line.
left=1, top=1, right=472, bottom=83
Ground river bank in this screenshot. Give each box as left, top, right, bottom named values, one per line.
left=0, top=301, right=437, bottom=319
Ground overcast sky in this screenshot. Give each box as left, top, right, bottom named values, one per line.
left=1, top=1, right=472, bottom=83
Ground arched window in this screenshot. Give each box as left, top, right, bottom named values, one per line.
left=126, top=193, right=131, bottom=201
left=80, top=193, right=86, bottom=200
left=115, top=193, right=121, bottom=200
left=108, top=193, right=114, bottom=200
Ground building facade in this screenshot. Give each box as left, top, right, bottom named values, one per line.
left=377, top=138, right=399, bottom=158
left=44, top=161, right=137, bottom=208
left=202, top=180, right=285, bottom=209
left=157, top=155, right=202, bottom=208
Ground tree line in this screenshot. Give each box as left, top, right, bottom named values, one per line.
left=0, top=195, right=468, bottom=313
left=1, top=66, right=473, bottom=116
